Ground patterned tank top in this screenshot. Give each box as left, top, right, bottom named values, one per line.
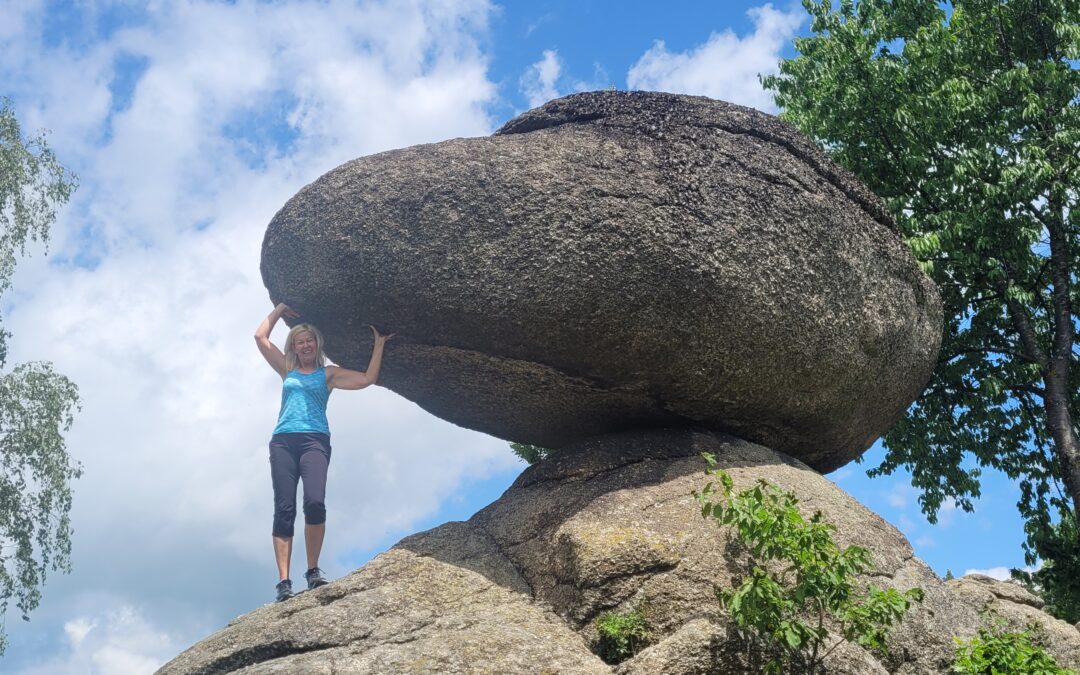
left=273, top=367, right=330, bottom=436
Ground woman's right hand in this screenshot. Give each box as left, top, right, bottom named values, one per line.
left=257, top=304, right=294, bottom=379
left=276, top=303, right=300, bottom=319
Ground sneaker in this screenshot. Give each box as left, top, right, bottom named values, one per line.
left=275, top=579, right=294, bottom=602
left=304, top=567, right=329, bottom=590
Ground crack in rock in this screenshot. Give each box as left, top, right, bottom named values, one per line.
left=190, top=640, right=342, bottom=675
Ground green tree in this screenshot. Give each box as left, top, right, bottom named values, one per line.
left=509, top=442, right=551, bottom=465
left=1012, top=515, right=1080, bottom=622
left=762, top=0, right=1080, bottom=614
left=0, top=97, right=81, bottom=654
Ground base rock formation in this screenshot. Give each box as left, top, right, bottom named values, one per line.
left=261, top=91, right=941, bottom=472
left=157, top=429, right=1080, bottom=674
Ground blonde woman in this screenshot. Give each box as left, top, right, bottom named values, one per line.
left=254, top=302, right=391, bottom=602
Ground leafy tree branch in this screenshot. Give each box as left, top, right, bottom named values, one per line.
left=0, top=97, right=80, bottom=654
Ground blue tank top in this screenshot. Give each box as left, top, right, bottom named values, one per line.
left=273, top=367, right=331, bottom=436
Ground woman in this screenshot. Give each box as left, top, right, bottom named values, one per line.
left=255, top=302, right=392, bottom=602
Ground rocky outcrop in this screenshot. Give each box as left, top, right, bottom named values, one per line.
left=261, top=91, right=941, bottom=472
left=947, top=575, right=1080, bottom=666
left=157, top=430, right=1080, bottom=674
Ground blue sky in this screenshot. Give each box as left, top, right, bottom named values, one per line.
left=0, top=1, right=1030, bottom=672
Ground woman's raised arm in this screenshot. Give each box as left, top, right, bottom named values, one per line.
left=327, top=326, right=393, bottom=390
left=255, top=303, right=298, bottom=378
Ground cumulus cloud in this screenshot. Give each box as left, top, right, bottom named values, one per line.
left=963, top=564, right=1038, bottom=581
left=963, top=566, right=1013, bottom=581
left=518, top=48, right=610, bottom=112
left=0, top=0, right=520, bottom=666
left=520, top=48, right=563, bottom=107
left=626, top=3, right=804, bottom=112
left=11, top=604, right=181, bottom=675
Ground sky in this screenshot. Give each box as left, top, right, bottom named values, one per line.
left=0, top=1, right=1032, bottom=672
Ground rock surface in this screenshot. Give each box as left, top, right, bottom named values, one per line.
left=261, top=91, right=941, bottom=472
left=157, top=429, right=1079, bottom=674
left=947, top=574, right=1080, bottom=666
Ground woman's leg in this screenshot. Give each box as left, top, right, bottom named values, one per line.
left=298, top=434, right=331, bottom=571
left=272, top=536, right=293, bottom=581
left=304, top=522, right=325, bottom=571
left=269, top=435, right=301, bottom=581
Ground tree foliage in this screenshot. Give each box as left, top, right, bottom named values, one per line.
left=0, top=97, right=80, bottom=654
left=1012, top=514, right=1080, bottom=622
left=763, top=0, right=1080, bottom=612
left=694, top=453, right=922, bottom=673
left=509, top=442, right=551, bottom=465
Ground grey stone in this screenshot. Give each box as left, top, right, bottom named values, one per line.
left=157, top=430, right=1080, bottom=674
left=948, top=575, right=1080, bottom=665
left=157, top=527, right=608, bottom=675
left=260, top=91, right=941, bottom=472
left=612, top=618, right=889, bottom=675
left=950, top=573, right=1045, bottom=609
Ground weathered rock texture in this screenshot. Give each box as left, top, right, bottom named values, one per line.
left=157, top=430, right=1079, bottom=674
left=261, top=91, right=941, bottom=472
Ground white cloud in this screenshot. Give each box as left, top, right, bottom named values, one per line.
left=12, top=604, right=181, bottom=675
left=885, top=481, right=917, bottom=510
left=518, top=49, right=608, bottom=111
left=520, top=48, right=563, bottom=108
left=0, top=0, right=521, bottom=667
left=963, top=566, right=1013, bottom=581
left=0, top=0, right=32, bottom=43
left=626, top=3, right=804, bottom=112
left=524, top=13, right=555, bottom=38
left=63, top=618, right=96, bottom=647
left=963, top=564, right=1038, bottom=581
left=936, top=497, right=967, bottom=527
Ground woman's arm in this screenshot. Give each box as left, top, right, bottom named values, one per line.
left=327, top=326, right=393, bottom=390
left=255, top=303, right=298, bottom=378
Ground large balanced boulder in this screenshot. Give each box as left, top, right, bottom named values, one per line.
left=261, top=91, right=941, bottom=472
left=157, top=429, right=1080, bottom=674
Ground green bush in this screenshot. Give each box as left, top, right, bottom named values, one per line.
left=594, top=605, right=649, bottom=664
left=694, top=453, right=922, bottom=674
left=952, top=624, right=1074, bottom=674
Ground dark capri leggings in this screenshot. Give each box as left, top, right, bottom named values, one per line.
left=269, top=432, right=331, bottom=538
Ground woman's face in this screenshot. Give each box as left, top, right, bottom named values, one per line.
left=293, top=331, right=317, bottom=365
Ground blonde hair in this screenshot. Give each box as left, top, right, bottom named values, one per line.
left=284, top=323, right=327, bottom=372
